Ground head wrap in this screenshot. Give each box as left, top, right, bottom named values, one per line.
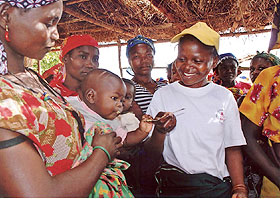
left=126, top=35, right=155, bottom=58
left=0, top=0, right=59, bottom=75
left=60, top=34, right=99, bottom=61
left=252, top=51, right=280, bottom=66
left=171, top=22, right=220, bottom=52
left=217, top=53, right=239, bottom=66
left=0, top=0, right=59, bottom=9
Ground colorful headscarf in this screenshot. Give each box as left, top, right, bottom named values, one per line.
left=126, top=35, right=155, bottom=58
left=0, top=0, right=58, bottom=9
left=217, top=53, right=239, bottom=66
left=0, top=0, right=59, bottom=75
left=59, top=34, right=99, bottom=61
left=252, top=51, right=280, bottom=66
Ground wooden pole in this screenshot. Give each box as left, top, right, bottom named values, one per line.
left=117, top=38, right=123, bottom=77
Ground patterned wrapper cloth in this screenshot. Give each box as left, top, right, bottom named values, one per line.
left=72, top=121, right=134, bottom=198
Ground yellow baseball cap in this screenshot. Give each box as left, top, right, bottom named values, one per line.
left=171, top=22, right=220, bottom=52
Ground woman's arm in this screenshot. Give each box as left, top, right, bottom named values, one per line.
left=225, top=146, right=247, bottom=198
left=241, top=113, right=280, bottom=188
left=0, top=128, right=122, bottom=197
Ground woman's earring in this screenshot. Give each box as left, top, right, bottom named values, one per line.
left=5, top=25, right=11, bottom=42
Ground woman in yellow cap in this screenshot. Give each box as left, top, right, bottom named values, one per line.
left=146, top=22, right=247, bottom=197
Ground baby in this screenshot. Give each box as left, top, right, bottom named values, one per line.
left=67, top=69, right=153, bottom=197
left=67, top=69, right=153, bottom=146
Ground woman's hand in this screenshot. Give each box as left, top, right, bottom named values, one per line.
left=232, top=189, right=248, bottom=198
left=92, top=128, right=123, bottom=160
left=154, top=112, right=176, bottom=133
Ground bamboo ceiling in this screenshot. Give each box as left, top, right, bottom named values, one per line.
left=58, top=0, right=276, bottom=46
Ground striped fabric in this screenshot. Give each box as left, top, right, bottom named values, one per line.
left=132, top=80, right=167, bottom=114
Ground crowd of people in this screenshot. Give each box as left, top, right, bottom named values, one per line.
left=0, top=0, right=280, bottom=198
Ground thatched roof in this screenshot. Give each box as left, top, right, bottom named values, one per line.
left=58, top=0, right=276, bottom=46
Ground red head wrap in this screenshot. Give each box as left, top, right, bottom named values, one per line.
left=60, top=34, right=99, bottom=61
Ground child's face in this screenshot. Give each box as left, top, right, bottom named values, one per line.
left=122, top=83, right=135, bottom=113
left=92, top=77, right=126, bottom=120
left=174, top=38, right=217, bottom=88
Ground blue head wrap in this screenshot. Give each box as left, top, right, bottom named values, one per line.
left=217, top=53, right=238, bottom=66
left=126, top=35, right=155, bottom=58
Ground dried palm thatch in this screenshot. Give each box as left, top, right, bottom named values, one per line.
left=58, top=0, right=276, bottom=46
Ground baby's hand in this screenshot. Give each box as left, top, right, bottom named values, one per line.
left=154, top=112, right=176, bottom=134
left=139, top=114, right=154, bottom=134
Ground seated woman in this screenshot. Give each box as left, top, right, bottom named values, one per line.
left=43, top=34, right=100, bottom=96
left=0, top=0, right=122, bottom=197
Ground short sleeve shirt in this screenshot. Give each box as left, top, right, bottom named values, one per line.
left=147, top=82, right=246, bottom=179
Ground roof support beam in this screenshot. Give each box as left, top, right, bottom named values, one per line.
left=64, top=6, right=134, bottom=38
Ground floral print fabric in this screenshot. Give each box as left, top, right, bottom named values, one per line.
left=0, top=76, right=83, bottom=176
left=239, top=65, right=280, bottom=142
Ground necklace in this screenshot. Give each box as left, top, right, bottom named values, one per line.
left=7, top=69, right=67, bottom=117
left=26, top=68, right=67, bottom=104
left=7, top=71, right=38, bottom=94
left=26, top=68, right=85, bottom=142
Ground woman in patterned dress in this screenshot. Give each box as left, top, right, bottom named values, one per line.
left=0, top=0, right=122, bottom=197
left=240, top=62, right=280, bottom=197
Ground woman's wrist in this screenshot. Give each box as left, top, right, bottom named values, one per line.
left=155, top=125, right=168, bottom=134
left=231, top=183, right=248, bottom=195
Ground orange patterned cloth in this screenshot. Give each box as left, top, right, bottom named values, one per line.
left=239, top=65, right=280, bottom=142
left=0, top=76, right=84, bottom=176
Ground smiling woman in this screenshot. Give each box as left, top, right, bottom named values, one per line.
left=173, top=34, right=218, bottom=88
left=146, top=22, right=248, bottom=198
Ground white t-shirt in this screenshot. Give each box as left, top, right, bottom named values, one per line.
left=146, top=81, right=246, bottom=180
